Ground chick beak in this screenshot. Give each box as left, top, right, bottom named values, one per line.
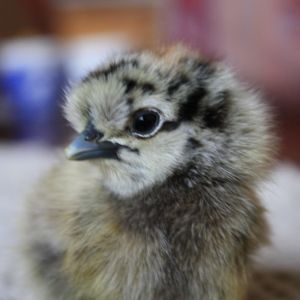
left=65, top=133, right=119, bottom=161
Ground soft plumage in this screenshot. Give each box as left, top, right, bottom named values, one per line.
left=25, top=46, right=275, bottom=300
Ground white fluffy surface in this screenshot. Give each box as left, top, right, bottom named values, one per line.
left=257, top=164, right=300, bottom=269
left=0, top=144, right=300, bottom=299
left=0, top=144, right=58, bottom=300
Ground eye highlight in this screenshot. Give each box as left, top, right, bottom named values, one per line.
left=131, top=109, right=161, bottom=138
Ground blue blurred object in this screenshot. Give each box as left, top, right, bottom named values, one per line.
left=0, top=37, right=64, bottom=143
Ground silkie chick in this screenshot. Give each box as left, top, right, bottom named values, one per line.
left=25, top=46, right=275, bottom=300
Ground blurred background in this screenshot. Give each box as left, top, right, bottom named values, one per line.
left=0, top=0, right=300, bottom=298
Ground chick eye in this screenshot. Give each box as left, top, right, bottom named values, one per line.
left=131, top=110, right=161, bottom=138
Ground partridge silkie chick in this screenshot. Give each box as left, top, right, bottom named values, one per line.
left=25, top=47, right=275, bottom=300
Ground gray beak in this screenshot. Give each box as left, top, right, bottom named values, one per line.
left=65, top=132, right=119, bottom=161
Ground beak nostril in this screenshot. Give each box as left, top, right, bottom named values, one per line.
left=84, top=133, right=95, bottom=142
left=83, top=122, right=104, bottom=142
left=84, top=130, right=104, bottom=142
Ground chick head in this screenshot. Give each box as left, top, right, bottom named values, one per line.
left=64, top=47, right=274, bottom=198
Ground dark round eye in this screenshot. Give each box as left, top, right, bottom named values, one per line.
left=131, top=110, right=160, bottom=137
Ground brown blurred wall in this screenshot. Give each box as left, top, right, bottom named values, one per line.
left=0, top=1, right=158, bottom=48
left=0, top=0, right=54, bottom=37
left=0, top=0, right=33, bottom=37
left=53, top=5, right=158, bottom=48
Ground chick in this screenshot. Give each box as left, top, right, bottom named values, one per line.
left=25, top=46, right=275, bottom=300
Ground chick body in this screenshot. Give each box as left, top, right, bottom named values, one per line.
left=26, top=47, right=275, bottom=300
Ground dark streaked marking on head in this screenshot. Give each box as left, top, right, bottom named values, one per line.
left=180, top=55, right=213, bottom=66
left=142, top=82, right=156, bottom=94
left=193, top=61, right=215, bottom=79
left=123, top=78, right=156, bottom=94
left=102, top=60, right=127, bottom=78
left=179, top=57, right=215, bottom=79
left=178, top=87, right=207, bottom=121
left=83, top=60, right=126, bottom=82
left=130, top=58, right=139, bottom=68
left=187, top=138, right=202, bottom=149
left=160, top=121, right=181, bottom=132
left=82, top=70, right=101, bottom=83
left=123, top=78, right=137, bottom=93
left=126, top=97, right=134, bottom=106
left=82, top=59, right=139, bottom=83
left=203, top=90, right=231, bottom=129
left=167, top=74, right=189, bottom=96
